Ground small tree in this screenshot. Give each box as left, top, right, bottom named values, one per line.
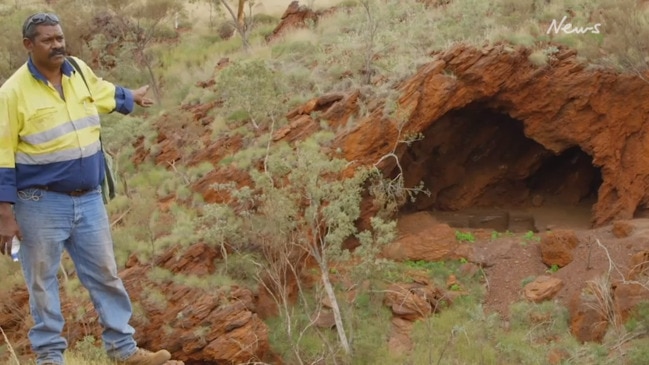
left=189, top=0, right=252, bottom=48
left=130, top=0, right=183, bottom=102
left=215, top=58, right=287, bottom=131
left=201, top=132, right=371, bottom=358
left=359, top=0, right=380, bottom=85
left=88, top=0, right=182, bottom=102
left=219, top=0, right=253, bottom=49
left=254, top=133, right=363, bottom=355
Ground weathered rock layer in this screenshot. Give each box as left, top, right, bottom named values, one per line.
left=165, top=43, right=649, bottom=227
left=332, top=43, right=649, bottom=226
left=0, top=244, right=272, bottom=364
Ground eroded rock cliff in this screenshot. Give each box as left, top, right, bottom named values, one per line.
left=283, top=43, right=649, bottom=226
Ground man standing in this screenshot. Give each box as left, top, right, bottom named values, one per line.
left=0, top=13, right=181, bottom=365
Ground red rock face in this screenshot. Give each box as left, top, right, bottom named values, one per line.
left=137, top=43, right=649, bottom=227
left=329, top=44, right=649, bottom=226
left=0, top=244, right=273, bottom=364
left=118, top=244, right=272, bottom=364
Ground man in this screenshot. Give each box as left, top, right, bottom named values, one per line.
left=0, top=13, right=182, bottom=365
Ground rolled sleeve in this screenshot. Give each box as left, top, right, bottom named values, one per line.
left=114, top=86, right=134, bottom=115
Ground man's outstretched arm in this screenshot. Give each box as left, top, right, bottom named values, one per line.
left=113, top=84, right=154, bottom=114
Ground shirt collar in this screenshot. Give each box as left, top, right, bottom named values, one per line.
left=27, top=56, right=74, bottom=83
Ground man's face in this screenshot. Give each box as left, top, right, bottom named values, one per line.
left=24, top=24, right=66, bottom=69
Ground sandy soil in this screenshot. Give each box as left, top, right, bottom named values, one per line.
left=472, top=218, right=646, bottom=318
left=401, top=205, right=647, bottom=319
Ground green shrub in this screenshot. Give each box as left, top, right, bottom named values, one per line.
left=251, top=13, right=277, bottom=25
left=626, top=338, right=649, bottom=365
left=71, top=336, right=108, bottom=362
left=625, top=301, right=649, bottom=334
left=455, top=230, right=476, bottom=243
left=217, top=20, right=235, bottom=40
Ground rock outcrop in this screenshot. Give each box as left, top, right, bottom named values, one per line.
left=138, top=43, right=649, bottom=229
left=381, top=211, right=472, bottom=262
left=265, top=0, right=337, bottom=42
left=0, top=244, right=272, bottom=364
left=333, top=43, right=649, bottom=227
left=383, top=278, right=450, bottom=354
left=540, top=229, right=580, bottom=268
left=524, top=275, right=564, bottom=303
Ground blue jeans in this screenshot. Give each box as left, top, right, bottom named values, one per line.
left=14, top=187, right=137, bottom=365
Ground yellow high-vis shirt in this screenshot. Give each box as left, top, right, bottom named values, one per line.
left=0, top=56, right=134, bottom=203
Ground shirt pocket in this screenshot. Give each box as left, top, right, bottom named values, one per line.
left=22, top=106, right=59, bottom=139
left=81, top=96, right=98, bottom=116
left=26, top=106, right=58, bottom=125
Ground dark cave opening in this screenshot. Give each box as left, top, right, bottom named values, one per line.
left=398, top=103, right=602, bottom=231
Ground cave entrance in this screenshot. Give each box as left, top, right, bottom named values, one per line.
left=399, top=103, right=602, bottom=231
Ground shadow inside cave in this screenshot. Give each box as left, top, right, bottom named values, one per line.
left=395, top=102, right=602, bottom=232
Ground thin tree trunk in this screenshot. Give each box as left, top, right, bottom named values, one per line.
left=319, top=260, right=351, bottom=354
left=143, top=54, right=161, bottom=104
left=237, top=0, right=246, bottom=29
left=220, top=0, right=250, bottom=49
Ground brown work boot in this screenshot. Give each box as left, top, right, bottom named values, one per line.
left=115, top=348, right=171, bottom=365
